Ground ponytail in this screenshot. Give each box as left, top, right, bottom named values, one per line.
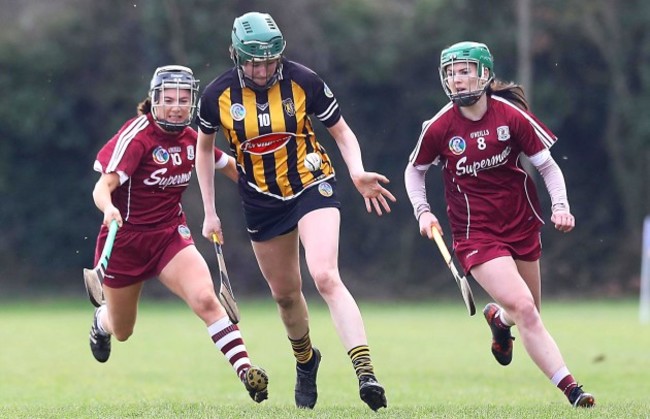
left=137, top=98, right=152, bottom=116
left=488, top=79, right=529, bottom=111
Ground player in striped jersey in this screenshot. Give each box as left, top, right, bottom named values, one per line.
left=87, top=65, right=269, bottom=403
left=195, top=12, right=393, bottom=411
left=405, top=41, right=594, bottom=407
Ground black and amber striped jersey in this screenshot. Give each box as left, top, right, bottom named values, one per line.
left=196, top=59, right=339, bottom=201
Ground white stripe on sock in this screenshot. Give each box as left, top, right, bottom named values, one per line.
left=498, top=308, right=515, bottom=327
left=96, top=305, right=109, bottom=335
left=207, top=316, right=231, bottom=337
left=550, top=366, right=570, bottom=385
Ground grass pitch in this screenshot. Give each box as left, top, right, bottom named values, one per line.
left=0, top=298, right=648, bottom=418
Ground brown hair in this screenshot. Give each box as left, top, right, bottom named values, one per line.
left=488, top=79, right=529, bottom=111
left=137, top=98, right=152, bottom=115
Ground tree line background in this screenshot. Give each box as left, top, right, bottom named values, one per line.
left=1, top=0, right=648, bottom=300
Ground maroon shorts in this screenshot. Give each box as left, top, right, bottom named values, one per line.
left=453, top=231, right=542, bottom=275
left=93, top=215, right=194, bottom=288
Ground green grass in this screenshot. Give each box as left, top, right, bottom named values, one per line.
left=0, top=298, right=648, bottom=418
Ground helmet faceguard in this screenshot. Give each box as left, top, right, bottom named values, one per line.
left=149, top=65, right=199, bottom=132
left=439, top=42, right=494, bottom=107
left=230, top=12, right=286, bottom=91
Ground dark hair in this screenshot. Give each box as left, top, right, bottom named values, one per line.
left=488, top=79, right=529, bottom=111
left=137, top=98, right=152, bottom=115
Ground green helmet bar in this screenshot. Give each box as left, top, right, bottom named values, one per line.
left=439, top=41, right=494, bottom=107
left=231, top=12, right=287, bottom=90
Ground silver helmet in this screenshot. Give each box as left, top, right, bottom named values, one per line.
left=149, top=65, right=199, bottom=132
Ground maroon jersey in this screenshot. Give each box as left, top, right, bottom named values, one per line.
left=94, top=113, right=226, bottom=227
left=408, top=95, right=557, bottom=241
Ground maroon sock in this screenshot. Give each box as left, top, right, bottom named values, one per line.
left=558, top=374, right=577, bottom=397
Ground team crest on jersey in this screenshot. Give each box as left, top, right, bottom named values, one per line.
left=497, top=126, right=511, bottom=141
left=318, top=182, right=333, bottom=197
left=448, top=136, right=466, bottom=155
left=282, top=98, right=295, bottom=117
left=230, top=103, right=246, bottom=121
left=323, top=83, right=334, bottom=98
left=240, top=132, right=295, bottom=155
left=152, top=146, right=170, bottom=164
left=177, top=224, right=191, bottom=240
left=187, top=145, right=195, bottom=160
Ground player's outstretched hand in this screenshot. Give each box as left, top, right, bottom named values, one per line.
left=352, top=172, right=396, bottom=216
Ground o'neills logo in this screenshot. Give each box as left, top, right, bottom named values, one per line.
left=240, top=132, right=294, bottom=155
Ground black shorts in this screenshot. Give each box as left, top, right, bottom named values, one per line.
left=242, top=180, right=341, bottom=242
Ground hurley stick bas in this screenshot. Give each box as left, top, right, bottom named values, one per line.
left=212, top=233, right=241, bottom=324
left=431, top=227, right=477, bottom=316
left=83, top=219, right=119, bottom=307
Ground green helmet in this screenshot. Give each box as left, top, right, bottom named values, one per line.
left=439, top=41, right=494, bottom=106
left=231, top=12, right=286, bottom=90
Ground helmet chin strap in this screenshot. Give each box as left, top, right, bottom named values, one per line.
left=452, top=92, right=482, bottom=107
left=157, top=122, right=186, bottom=133
left=235, top=61, right=284, bottom=92
left=452, top=76, right=492, bottom=107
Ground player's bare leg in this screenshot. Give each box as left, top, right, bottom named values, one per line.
left=160, top=246, right=268, bottom=402
left=89, top=282, right=143, bottom=362
left=251, top=231, right=314, bottom=407
left=299, top=208, right=387, bottom=411
left=473, top=257, right=594, bottom=407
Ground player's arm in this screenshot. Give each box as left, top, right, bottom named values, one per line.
left=215, top=153, right=238, bottom=183
left=404, top=162, right=440, bottom=239
left=327, top=116, right=364, bottom=176
left=196, top=130, right=226, bottom=241
left=529, top=150, right=574, bottom=233
left=92, top=172, right=123, bottom=227
left=326, top=117, right=395, bottom=215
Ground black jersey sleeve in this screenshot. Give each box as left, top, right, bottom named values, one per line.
left=195, top=70, right=236, bottom=134
left=287, top=61, right=341, bottom=128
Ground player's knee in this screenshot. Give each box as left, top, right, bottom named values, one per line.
left=312, top=268, right=341, bottom=295
left=509, top=299, right=540, bottom=329
left=190, top=288, right=221, bottom=317
left=272, top=290, right=301, bottom=310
